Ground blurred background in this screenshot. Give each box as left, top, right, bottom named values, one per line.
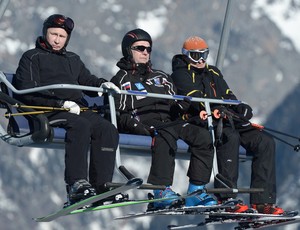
left=0, top=0, right=299, bottom=229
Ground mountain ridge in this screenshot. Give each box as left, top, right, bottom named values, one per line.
left=0, top=1, right=299, bottom=229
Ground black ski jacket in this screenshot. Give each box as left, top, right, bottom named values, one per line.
left=14, top=36, right=107, bottom=107
left=111, top=58, right=178, bottom=132
left=171, top=54, right=237, bottom=114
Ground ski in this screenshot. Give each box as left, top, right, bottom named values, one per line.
left=236, top=214, right=300, bottom=229
left=33, top=177, right=143, bottom=222
left=68, top=186, right=236, bottom=216
left=167, top=210, right=299, bottom=229
left=115, top=198, right=238, bottom=220
left=68, top=194, right=184, bottom=215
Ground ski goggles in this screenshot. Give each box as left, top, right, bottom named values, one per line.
left=182, top=48, right=209, bottom=63
left=131, top=45, right=152, bottom=53
left=51, top=15, right=74, bottom=34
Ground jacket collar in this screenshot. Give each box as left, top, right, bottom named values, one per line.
left=35, top=36, right=67, bottom=55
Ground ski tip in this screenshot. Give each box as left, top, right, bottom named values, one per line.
left=32, top=217, right=45, bottom=222
left=283, top=210, right=299, bottom=217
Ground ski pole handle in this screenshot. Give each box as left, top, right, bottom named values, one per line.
left=199, top=109, right=225, bottom=120
left=199, top=110, right=208, bottom=120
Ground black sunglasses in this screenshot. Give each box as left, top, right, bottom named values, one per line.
left=131, top=45, right=152, bottom=53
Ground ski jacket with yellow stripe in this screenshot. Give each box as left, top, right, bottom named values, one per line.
left=171, top=54, right=237, bottom=115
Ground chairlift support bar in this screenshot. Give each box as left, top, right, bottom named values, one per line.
left=216, top=0, right=235, bottom=69
left=0, top=71, right=241, bottom=182
left=0, top=0, right=10, bottom=20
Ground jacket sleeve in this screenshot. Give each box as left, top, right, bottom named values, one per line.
left=14, top=52, right=64, bottom=107
left=171, top=69, right=204, bottom=113
left=110, top=71, right=132, bottom=131
left=110, top=71, right=150, bottom=135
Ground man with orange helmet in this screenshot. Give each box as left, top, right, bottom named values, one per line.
left=171, top=36, right=285, bottom=215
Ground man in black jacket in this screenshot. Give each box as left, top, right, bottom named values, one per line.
left=14, top=14, right=120, bottom=206
left=171, top=36, right=284, bottom=214
left=111, top=29, right=217, bottom=209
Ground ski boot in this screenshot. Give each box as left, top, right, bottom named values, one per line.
left=149, top=186, right=181, bottom=210
left=221, top=199, right=249, bottom=213
left=185, top=183, right=217, bottom=207
left=251, top=203, right=284, bottom=215
left=64, top=179, right=96, bottom=207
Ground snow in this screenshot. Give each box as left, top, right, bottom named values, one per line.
left=0, top=179, right=19, bottom=212
left=28, top=148, right=46, bottom=167
left=135, top=0, right=300, bottom=53
left=252, top=0, right=300, bottom=52
left=135, top=5, right=169, bottom=40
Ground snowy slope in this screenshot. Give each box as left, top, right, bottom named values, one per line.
left=0, top=1, right=299, bottom=230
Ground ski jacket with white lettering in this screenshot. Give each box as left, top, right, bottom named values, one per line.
left=111, top=58, right=178, bottom=132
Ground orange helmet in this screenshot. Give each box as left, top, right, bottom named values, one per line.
left=182, top=36, right=208, bottom=51
left=182, top=36, right=209, bottom=62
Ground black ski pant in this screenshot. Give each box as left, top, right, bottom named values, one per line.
left=145, top=120, right=214, bottom=187
left=239, top=128, right=276, bottom=204
left=47, top=110, right=118, bottom=193
left=214, top=126, right=240, bottom=200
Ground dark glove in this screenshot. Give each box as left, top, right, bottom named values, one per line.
left=222, top=93, right=237, bottom=100
left=236, top=103, right=253, bottom=120
left=127, top=118, right=151, bottom=136
left=211, top=105, right=228, bottom=118
left=170, top=97, right=191, bottom=119
left=189, top=116, right=208, bottom=126
left=177, top=97, right=191, bottom=112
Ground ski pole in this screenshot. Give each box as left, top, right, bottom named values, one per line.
left=211, top=108, right=300, bottom=152
left=222, top=109, right=300, bottom=141
left=5, top=109, right=96, bottom=117
left=6, top=104, right=99, bottom=117
left=263, top=131, right=300, bottom=152
left=4, top=110, right=53, bottom=117
left=151, top=116, right=201, bottom=131
left=12, top=104, right=90, bottom=111
left=254, top=125, right=300, bottom=141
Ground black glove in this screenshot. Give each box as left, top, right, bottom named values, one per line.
left=236, top=103, right=253, bottom=120
left=177, top=97, right=191, bottom=112
left=222, top=93, right=237, bottom=100
left=211, top=105, right=228, bottom=118
left=127, top=118, right=151, bottom=136
left=170, top=97, right=191, bottom=119
left=189, top=116, right=208, bottom=126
